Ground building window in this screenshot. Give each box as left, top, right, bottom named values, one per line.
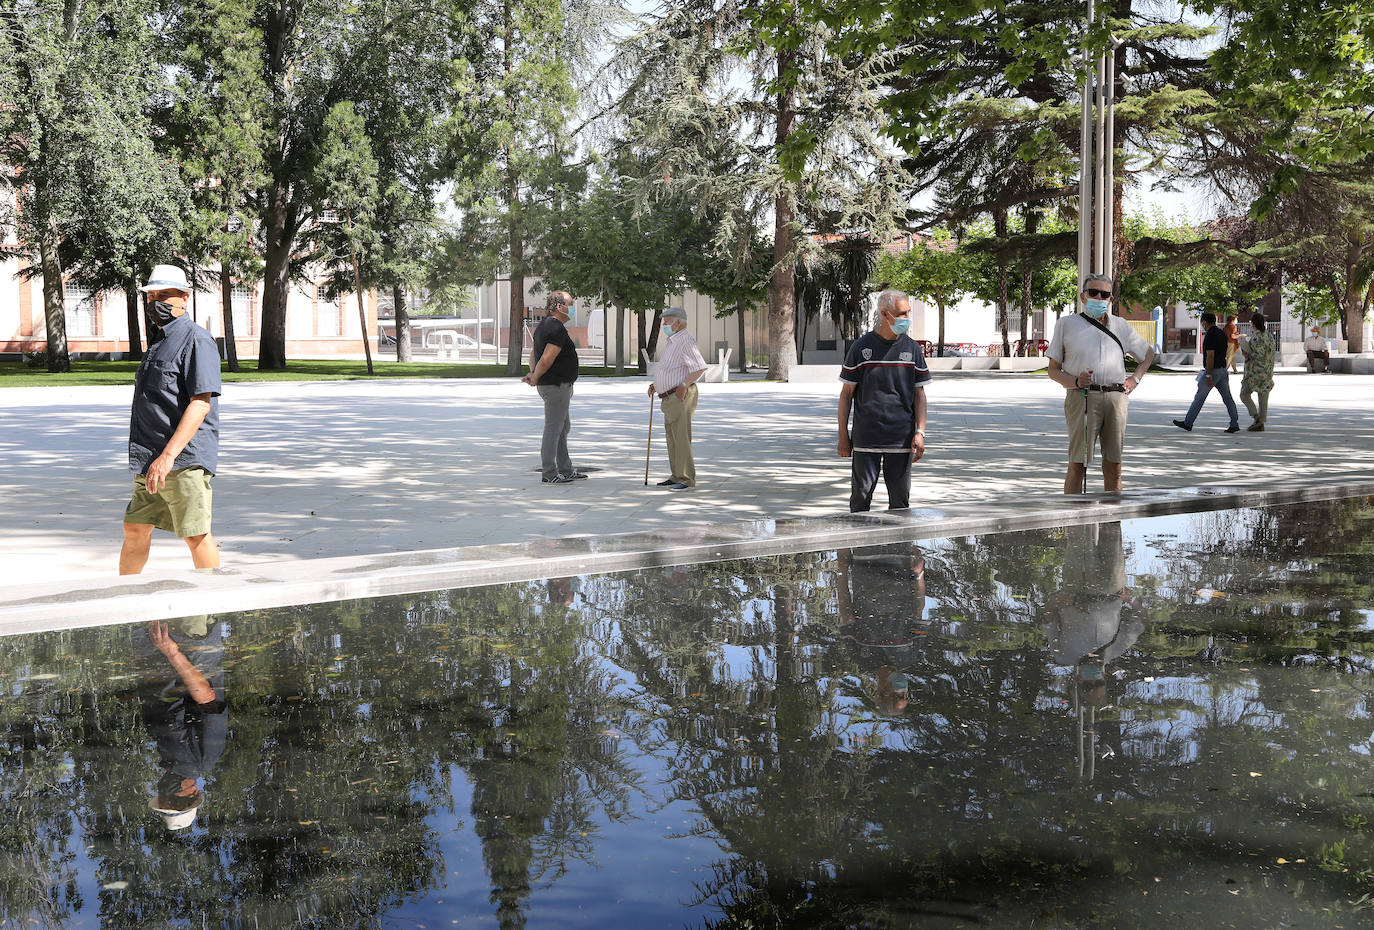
left=317, top=283, right=342, bottom=336
left=231, top=284, right=255, bottom=336
left=64, top=282, right=95, bottom=337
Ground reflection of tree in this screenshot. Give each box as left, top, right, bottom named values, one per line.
left=0, top=579, right=641, bottom=929
left=6, top=497, right=1374, bottom=926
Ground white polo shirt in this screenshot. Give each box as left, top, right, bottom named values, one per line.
left=1047, top=313, right=1152, bottom=386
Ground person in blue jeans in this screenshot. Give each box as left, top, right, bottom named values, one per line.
left=1173, top=311, right=1240, bottom=433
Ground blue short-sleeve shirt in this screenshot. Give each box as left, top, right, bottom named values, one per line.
left=128, top=314, right=222, bottom=475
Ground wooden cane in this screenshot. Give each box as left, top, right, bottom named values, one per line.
left=644, top=392, right=654, bottom=485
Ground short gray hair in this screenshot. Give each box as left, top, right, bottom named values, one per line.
left=546, top=291, right=572, bottom=312
left=1081, top=274, right=1113, bottom=293
left=876, top=289, right=909, bottom=315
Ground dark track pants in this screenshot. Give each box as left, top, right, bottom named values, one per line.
left=850, top=451, right=912, bottom=513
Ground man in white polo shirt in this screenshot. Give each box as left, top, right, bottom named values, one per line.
left=1046, top=274, right=1156, bottom=494
left=648, top=307, right=708, bottom=490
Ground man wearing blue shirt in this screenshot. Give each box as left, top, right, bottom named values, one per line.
left=120, top=265, right=222, bottom=574
left=838, top=290, right=931, bottom=512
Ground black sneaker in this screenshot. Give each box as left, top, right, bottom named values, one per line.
left=1224, top=424, right=1240, bottom=433
left=542, top=474, right=575, bottom=484
left=667, top=482, right=690, bottom=491
left=567, top=471, right=589, bottom=480
left=656, top=478, right=676, bottom=486
left=1172, top=419, right=1192, bottom=432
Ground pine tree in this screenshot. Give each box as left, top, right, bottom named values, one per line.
left=0, top=0, right=181, bottom=371
left=616, top=0, right=913, bottom=380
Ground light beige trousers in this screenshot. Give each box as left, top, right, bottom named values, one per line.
left=661, top=384, right=699, bottom=486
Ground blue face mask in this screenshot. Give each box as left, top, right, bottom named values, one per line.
left=890, top=317, right=911, bottom=336
left=1084, top=298, right=1110, bottom=318
left=663, top=323, right=674, bottom=335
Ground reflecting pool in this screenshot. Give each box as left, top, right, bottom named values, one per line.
left=4, top=497, right=1374, bottom=928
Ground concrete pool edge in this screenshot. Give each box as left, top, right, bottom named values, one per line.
left=4, top=478, right=1373, bottom=637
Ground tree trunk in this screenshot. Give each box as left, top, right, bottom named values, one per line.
left=501, top=0, right=523, bottom=377
left=767, top=55, right=797, bottom=381
left=394, top=281, right=412, bottom=362
left=736, top=303, right=747, bottom=372
left=636, top=308, right=647, bottom=373
left=258, top=185, right=293, bottom=370
left=125, top=274, right=143, bottom=362
left=219, top=262, right=240, bottom=372
left=1019, top=211, right=1039, bottom=355
left=994, top=209, right=1010, bottom=357
left=38, top=223, right=70, bottom=372
left=1344, top=237, right=1366, bottom=353
left=647, top=304, right=664, bottom=358
left=612, top=296, right=625, bottom=376
left=937, top=299, right=946, bottom=357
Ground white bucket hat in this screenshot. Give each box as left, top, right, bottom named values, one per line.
left=149, top=792, right=203, bottom=831
left=140, top=264, right=191, bottom=294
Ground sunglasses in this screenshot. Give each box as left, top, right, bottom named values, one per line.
left=1085, top=288, right=1111, bottom=299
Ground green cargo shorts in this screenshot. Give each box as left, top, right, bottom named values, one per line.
left=124, top=466, right=213, bottom=538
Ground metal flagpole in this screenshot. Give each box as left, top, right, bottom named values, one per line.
left=1104, top=40, right=1118, bottom=283
left=1078, top=0, right=1095, bottom=283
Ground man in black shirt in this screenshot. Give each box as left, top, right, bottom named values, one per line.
left=838, top=290, right=932, bottom=511
left=1173, top=311, right=1240, bottom=433
left=522, top=291, right=587, bottom=483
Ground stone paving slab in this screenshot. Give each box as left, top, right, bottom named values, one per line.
left=1, top=369, right=1371, bottom=591
left=5, top=478, right=1371, bottom=637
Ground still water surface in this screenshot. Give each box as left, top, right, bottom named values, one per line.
left=3, top=498, right=1374, bottom=928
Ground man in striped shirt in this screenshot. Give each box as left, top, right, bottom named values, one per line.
left=648, top=307, right=709, bottom=490
left=838, top=290, right=931, bottom=512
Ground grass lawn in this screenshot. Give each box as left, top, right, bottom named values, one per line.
left=0, top=359, right=642, bottom=387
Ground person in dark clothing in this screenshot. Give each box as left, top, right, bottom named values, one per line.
left=838, top=289, right=931, bottom=512
left=135, top=616, right=228, bottom=831
left=835, top=542, right=927, bottom=715
left=121, top=264, right=222, bottom=574
left=1173, top=311, right=1240, bottom=433
left=522, top=291, right=587, bottom=484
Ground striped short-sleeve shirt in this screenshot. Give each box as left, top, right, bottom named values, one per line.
left=840, top=332, right=931, bottom=451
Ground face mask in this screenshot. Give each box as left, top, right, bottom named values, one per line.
left=663, top=323, right=675, bottom=336
left=1084, top=298, right=1110, bottom=318
left=565, top=306, right=575, bottom=323
left=889, top=317, right=911, bottom=336
left=147, top=300, right=177, bottom=328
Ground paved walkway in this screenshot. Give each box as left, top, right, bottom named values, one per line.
left=2, top=370, right=1371, bottom=589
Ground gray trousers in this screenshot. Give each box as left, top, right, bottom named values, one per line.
left=536, top=383, right=574, bottom=479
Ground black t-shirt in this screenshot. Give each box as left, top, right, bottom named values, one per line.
left=840, top=332, right=932, bottom=449
left=532, top=316, right=579, bottom=385
left=1201, top=325, right=1228, bottom=370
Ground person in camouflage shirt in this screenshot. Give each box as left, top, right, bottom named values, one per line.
left=1239, top=312, right=1275, bottom=432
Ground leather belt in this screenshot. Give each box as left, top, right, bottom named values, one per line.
left=1085, top=383, right=1126, bottom=393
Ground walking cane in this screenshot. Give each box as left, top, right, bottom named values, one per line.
left=1081, top=368, right=1093, bottom=494
left=644, top=392, right=654, bottom=485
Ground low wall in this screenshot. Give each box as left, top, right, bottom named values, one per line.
left=787, top=364, right=838, bottom=383
left=996, top=357, right=1048, bottom=372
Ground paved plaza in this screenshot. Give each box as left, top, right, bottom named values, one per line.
left=2, top=368, right=1372, bottom=589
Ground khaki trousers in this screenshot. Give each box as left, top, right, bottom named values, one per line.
left=661, top=384, right=698, bottom=486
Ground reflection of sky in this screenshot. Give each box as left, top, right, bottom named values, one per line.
left=8, top=499, right=1374, bottom=927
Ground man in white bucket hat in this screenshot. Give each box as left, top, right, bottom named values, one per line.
left=120, top=264, right=222, bottom=574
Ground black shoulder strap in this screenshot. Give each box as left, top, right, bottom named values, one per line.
left=1079, top=313, right=1126, bottom=361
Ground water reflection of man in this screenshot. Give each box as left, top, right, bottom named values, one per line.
left=836, top=543, right=927, bottom=715
left=134, top=616, right=227, bottom=831
left=1043, top=522, right=1143, bottom=777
